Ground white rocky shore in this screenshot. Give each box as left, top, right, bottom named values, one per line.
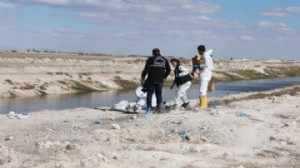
left=0, top=52, right=299, bottom=98
left=0, top=85, right=299, bottom=168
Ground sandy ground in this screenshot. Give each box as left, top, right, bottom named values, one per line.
left=0, top=52, right=299, bottom=98
left=0, top=85, right=299, bottom=168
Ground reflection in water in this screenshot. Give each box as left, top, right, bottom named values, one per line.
left=0, top=77, right=299, bottom=114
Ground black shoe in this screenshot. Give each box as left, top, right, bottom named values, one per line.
left=181, top=102, right=190, bottom=109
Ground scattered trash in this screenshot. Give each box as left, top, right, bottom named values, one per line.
left=178, top=130, right=190, bottom=141
left=236, top=111, right=244, bottom=117
left=112, top=85, right=157, bottom=112
left=178, top=130, right=187, bottom=137
left=211, top=101, right=221, bottom=107
left=111, top=124, right=121, bottom=130
left=16, top=114, right=29, bottom=120
left=7, top=111, right=16, bottom=119
left=7, top=111, right=30, bottom=120
left=112, top=100, right=129, bottom=111
left=93, top=119, right=102, bottom=125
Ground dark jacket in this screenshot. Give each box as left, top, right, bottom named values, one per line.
left=141, top=56, right=171, bottom=83
left=174, top=64, right=192, bottom=86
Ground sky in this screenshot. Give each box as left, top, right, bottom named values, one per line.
left=0, top=0, right=300, bottom=60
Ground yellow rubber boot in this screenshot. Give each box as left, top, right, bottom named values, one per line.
left=200, top=96, right=208, bottom=109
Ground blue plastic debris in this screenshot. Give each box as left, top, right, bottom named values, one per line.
left=93, top=119, right=102, bottom=125
left=237, top=112, right=244, bottom=117
left=178, top=130, right=187, bottom=137
left=212, top=101, right=221, bottom=107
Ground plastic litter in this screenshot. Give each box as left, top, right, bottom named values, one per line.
left=7, top=111, right=30, bottom=120
left=237, top=112, right=244, bottom=117
left=16, top=114, right=30, bottom=120
left=112, top=100, right=129, bottom=111
left=7, top=111, right=16, bottom=119
left=93, top=119, right=102, bottom=125
left=178, top=130, right=187, bottom=137
left=211, top=101, right=221, bottom=107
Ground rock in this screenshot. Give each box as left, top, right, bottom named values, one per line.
left=110, top=117, right=115, bottom=121
left=269, top=136, right=276, bottom=141
left=46, top=128, right=54, bottom=131
left=65, top=144, right=76, bottom=150
left=290, top=121, right=297, bottom=128
left=223, top=152, right=230, bottom=158
left=284, top=121, right=297, bottom=128
left=278, top=140, right=287, bottom=146
left=102, top=157, right=108, bottom=163
left=44, top=141, right=53, bottom=149
left=185, top=135, right=191, bottom=141
left=35, top=142, right=42, bottom=149
left=237, top=165, right=245, bottom=168
left=111, top=124, right=121, bottom=130
left=201, top=126, right=208, bottom=130
left=4, top=136, right=14, bottom=141
left=63, top=120, right=70, bottom=123
left=200, top=138, right=209, bottom=142
left=113, top=156, right=118, bottom=160
left=131, top=115, right=137, bottom=120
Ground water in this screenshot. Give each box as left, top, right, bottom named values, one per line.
left=1, top=77, right=299, bottom=114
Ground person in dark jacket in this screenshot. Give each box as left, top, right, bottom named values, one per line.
left=170, top=58, right=192, bottom=110
left=141, top=48, right=171, bottom=115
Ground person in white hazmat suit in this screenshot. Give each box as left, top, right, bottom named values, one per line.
left=127, top=84, right=157, bottom=112
left=114, top=84, right=157, bottom=112
left=169, top=58, right=192, bottom=110
left=135, top=84, right=157, bottom=109
left=193, top=45, right=213, bottom=109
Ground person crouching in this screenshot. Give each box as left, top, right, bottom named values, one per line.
left=170, top=58, right=193, bottom=110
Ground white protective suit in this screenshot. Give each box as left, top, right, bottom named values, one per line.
left=113, top=85, right=157, bottom=111
left=199, top=50, right=213, bottom=96
left=132, top=85, right=157, bottom=109
left=174, top=64, right=192, bottom=105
